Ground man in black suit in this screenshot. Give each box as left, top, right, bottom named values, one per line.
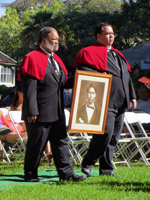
left=17, top=27, right=86, bottom=182
left=73, top=22, right=137, bottom=176
left=76, top=83, right=100, bottom=125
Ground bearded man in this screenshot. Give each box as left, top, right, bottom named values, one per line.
left=17, top=27, right=86, bottom=182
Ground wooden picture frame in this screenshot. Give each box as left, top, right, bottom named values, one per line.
left=68, top=70, right=112, bottom=134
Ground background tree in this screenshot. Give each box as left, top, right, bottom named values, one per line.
left=1, top=0, right=150, bottom=76
left=1, top=0, right=55, bottom=13
left=113, top=0, right=150, bottom=50
left=0, top=8, right=23, bottom=62
left=2, top=0, right=122, bottom=13
left=0, top=0, right=64, bottom=64
left=20, top=1, right=65, bottom=56
left=83, top=0, right=121, bottom=13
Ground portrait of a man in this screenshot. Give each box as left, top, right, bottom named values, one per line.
left=76, top=82, right=102, bottom=125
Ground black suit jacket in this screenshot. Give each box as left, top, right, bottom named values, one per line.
left=78, top=51, right=136, bottom=110
left=76, top=104, right=100, bottom=125
left=21, top=61, right=66, bottom=123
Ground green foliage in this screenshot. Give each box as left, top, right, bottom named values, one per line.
left=83, top=0, right=122, bottom=13
left=21, top=11, right=54, bottom=49
left=113, top=0, right=150, bottom=50
left=0, top=85, right=13, bottom=99
left=0, top=0, right=150, bottom=76
left=0, top=10, right=23, bottom=62
left=0, top=0, right=65, bottom=65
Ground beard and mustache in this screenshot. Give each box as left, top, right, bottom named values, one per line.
left=45, top=39, right=59, bottom=52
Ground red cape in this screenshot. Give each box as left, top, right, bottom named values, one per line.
left=73, top=42, right=131, bottom=72
left=17, top=47, right=68, bottom=81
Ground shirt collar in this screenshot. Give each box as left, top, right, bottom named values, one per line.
left=39, top=45, right=53, bottom=57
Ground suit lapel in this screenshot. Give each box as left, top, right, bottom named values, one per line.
left=107, top=52, right=120, bottom=71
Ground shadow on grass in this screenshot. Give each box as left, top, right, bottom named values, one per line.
left=54, top=178, right=150, bottom=192
left=0, top=174, right=25, bottom=182
left=0, top=174, right=150, bottom=193
left=0, top=173, right=59, bottom=183
left=83, top=179, right=150, bottom=192
left=102, top=180, right=150, bottom=192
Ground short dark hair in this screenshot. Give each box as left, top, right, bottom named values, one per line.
left=138, top=85, right=149, bottom=93
left=12, top=83, right=22, bottom=107
left=86, top=83, right=97, bottom=94
left=38, top=27, right=56, bottom=45
left=94, top=22, right=112, bottom=39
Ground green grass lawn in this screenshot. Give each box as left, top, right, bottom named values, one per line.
left=0, top=159, right=150, bottom=200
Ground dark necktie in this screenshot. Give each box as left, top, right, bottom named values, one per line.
left=86, top=104, right=95, bottom=109
left=109, top=50, right=116, bottom=60
left=50, top=55, right=59, bottom=75
left=109, top=50, right=120, bottom=67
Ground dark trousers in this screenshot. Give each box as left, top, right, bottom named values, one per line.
left=24, top=117, right=74, bottom=179
left=82, top=105, right=125, bottom=175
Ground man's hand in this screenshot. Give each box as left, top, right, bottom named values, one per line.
left=130, top=99, right=137, bottom=111
left=27, top=116, right=37, bottom=123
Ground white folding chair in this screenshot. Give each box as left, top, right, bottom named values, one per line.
left=122, top=111, right=150, bottom=165
left=127, top=111, right=150, bottom=163
left=8, top=110, right=28, bottom=163
left=0, top=108, right=9, bottom=116
left=0, top=139, right=11, bottom=163
left=112, top=111, right=150, bottom=168
left=0, top=108, right=12, bottom=163
left=113, top=136, right=132, bottom=169
left=67, top=132, right=91, bottom=164
left=65, top=108, right=91, bottom=164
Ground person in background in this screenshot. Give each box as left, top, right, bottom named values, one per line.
left=134, top=85, right=150, bottom=131
left=10, top=84, right=23, bottom=111
left=0, top=87, right=15, bottom=108
left=0, top=109, right=27, bottom=146
left=135, top=85, right=150, bottom=114
left=17, top=27, right=86, bottom=182
left=63, top=89, right=72, bottom=108
left=0, top=124, right=27, bottom=143
left=73, top=22, right=136, bottom=177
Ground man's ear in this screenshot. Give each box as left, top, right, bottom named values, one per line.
left=42, top=38, right=46, bottom=43
left=97, top=33, right=101, bottom=40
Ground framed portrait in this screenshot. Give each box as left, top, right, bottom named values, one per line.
left=68, top=70, right=112, bottom=134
